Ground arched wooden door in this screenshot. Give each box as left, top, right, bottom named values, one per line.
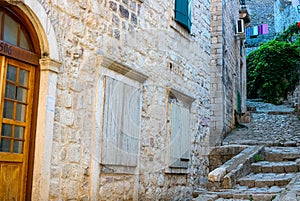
left=0, top=6, right=40, bottom=201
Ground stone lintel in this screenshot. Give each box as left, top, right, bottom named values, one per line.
left=101, top=56, right=148, bottom=83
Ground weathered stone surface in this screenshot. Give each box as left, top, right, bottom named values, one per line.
left=32, top=0, right=213, bottom=199
left=208, top=167, right=227, bottom=182
left=210, top=0, right=247, bottom=146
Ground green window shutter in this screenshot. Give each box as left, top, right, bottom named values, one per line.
left=175, top=0, right=192, bottom=32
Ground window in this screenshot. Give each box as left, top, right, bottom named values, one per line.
left=101, top=76, right=140, bottom=167
left=98, top=57, right=147, bottom=168
left=0, top=10, right=33, bottom=51
left=174, top=0, right=192, bottom=32
left=167, top=89, right=194, bottom=170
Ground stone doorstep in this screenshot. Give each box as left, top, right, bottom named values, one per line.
left=251, top=161, right=300, bottom=173
left=238, top=173, right=295, bottom=188
left=208, top=146, right=264, bottom=185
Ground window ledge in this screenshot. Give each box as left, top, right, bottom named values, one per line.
left=165, top=166, right=189, bottom=174
left=100, top=164, right=137, bottom=174
left=170, top=19, right=192, bottom=41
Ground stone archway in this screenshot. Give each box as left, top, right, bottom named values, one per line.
left=3, top=0, right=61, bottom=200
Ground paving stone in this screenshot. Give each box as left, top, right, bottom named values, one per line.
left=224, top=101, right=300, bottom=147
left=201, top=101, right=300, bottom=200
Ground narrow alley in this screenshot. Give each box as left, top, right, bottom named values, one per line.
left=193, top=101, right=300, bottom=201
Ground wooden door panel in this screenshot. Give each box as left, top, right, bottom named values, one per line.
left=0, top=162, right=22, bottom=201
left=0, top=57, right=35, bottom=201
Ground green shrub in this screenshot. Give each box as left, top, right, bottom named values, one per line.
left=247, top=22, right=300, bottom=105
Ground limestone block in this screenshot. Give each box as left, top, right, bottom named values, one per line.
left=272, top=164, right=285, bottom=173
left=208, top=167, right=226, bottom=182
left=194, top=194, right=218, bottom=201
left=284, top=164, right=298, bottom=172
left=261, top=165, right=273, bottom=173
left=60, top=108, right=75, bottom=126
left=255, top=179, right=274, bottom=187
left=49, top=180, right=60, bottom=198
left=67, top=144, right=81, bottom=163
left=157, top=174, right=165, bottom=187
left=239, top=177, right=255, bottom=188
left=63, top=180, right=78, bottom=199
left=221, top=173, right=235, bottom=189
left=281, top=192, right=298, bottom=201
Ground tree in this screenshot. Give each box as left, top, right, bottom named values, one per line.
left=247, top=22, right=300, bottom=104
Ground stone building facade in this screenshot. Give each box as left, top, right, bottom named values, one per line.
left=0, top=0, right=249, bottom=200
left=245, top=0, right=276, bottom=54
left=0, top=0, right=214, bottom=200
left=210, top=0, right=248, bottom=146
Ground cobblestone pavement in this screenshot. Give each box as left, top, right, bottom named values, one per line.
left=223, top=101, right=300, bottom=146
left=221, top=101, right=300, bottom=201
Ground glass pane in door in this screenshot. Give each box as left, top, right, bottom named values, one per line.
left=19, top=69, right=28, bottom=87
left=3, top=15, right=18, bottom=46
left=16, top=87, right=27, bottom=102
left=14, top=126, right=24, bottom=139
left=2, top=124, right=12, bottom=137
left=6, top=65, right=17, bottom=82
left=13, top=141, right=23, bottom=153
left=20, top=30, right=30, bottom=50
left=16, top=104, right=26, bottom=122
left=0, top=139, right=11, bottom=152
left=5, top=83, right=16, bottom=99
left=3, top=101, right=13, bottom=119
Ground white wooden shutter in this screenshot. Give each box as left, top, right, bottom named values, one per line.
left=169, top=102, right=190, bottom=168
left=101, top=76, right=140, bottom=166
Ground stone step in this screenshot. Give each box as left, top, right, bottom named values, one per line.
left=237, top=173, right=294, bottom=188
left=251, top=160, right=300, bottom=173
left=217, top=193, right=277, bottom=201
left=264, top=147, right=300, bottom=162
left=213, top=186, right=282, bottom=201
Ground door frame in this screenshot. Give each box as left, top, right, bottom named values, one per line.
left=2, top=1, right=62, bottom=200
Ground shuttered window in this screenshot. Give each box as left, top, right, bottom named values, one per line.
left=168, top=96, right=191, bottom=169
left=101, top=76, right=140, bottom=167
left=175, top=0, right=192, bottom=32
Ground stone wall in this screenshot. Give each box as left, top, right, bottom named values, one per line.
left=210, top=0, right=247, bottom=146
left=274, top=0, right=300, bottom=33
left=245, top=0, right=276, bottom=55
left=274, top=0, right=300, bottom=106
left=14, top=0, right=212, bottom=200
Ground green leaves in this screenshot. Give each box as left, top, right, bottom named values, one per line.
left=247, top=23, right=300, bottom=104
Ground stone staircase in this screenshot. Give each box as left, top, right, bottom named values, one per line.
left=193, top=146, right=300, bottom=201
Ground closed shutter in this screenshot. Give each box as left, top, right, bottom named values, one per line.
left=175, top=0, right=192, bottom=32
left=169, top=102, right=190, bottom=168
left=101, top=76, right=140, bottom=166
